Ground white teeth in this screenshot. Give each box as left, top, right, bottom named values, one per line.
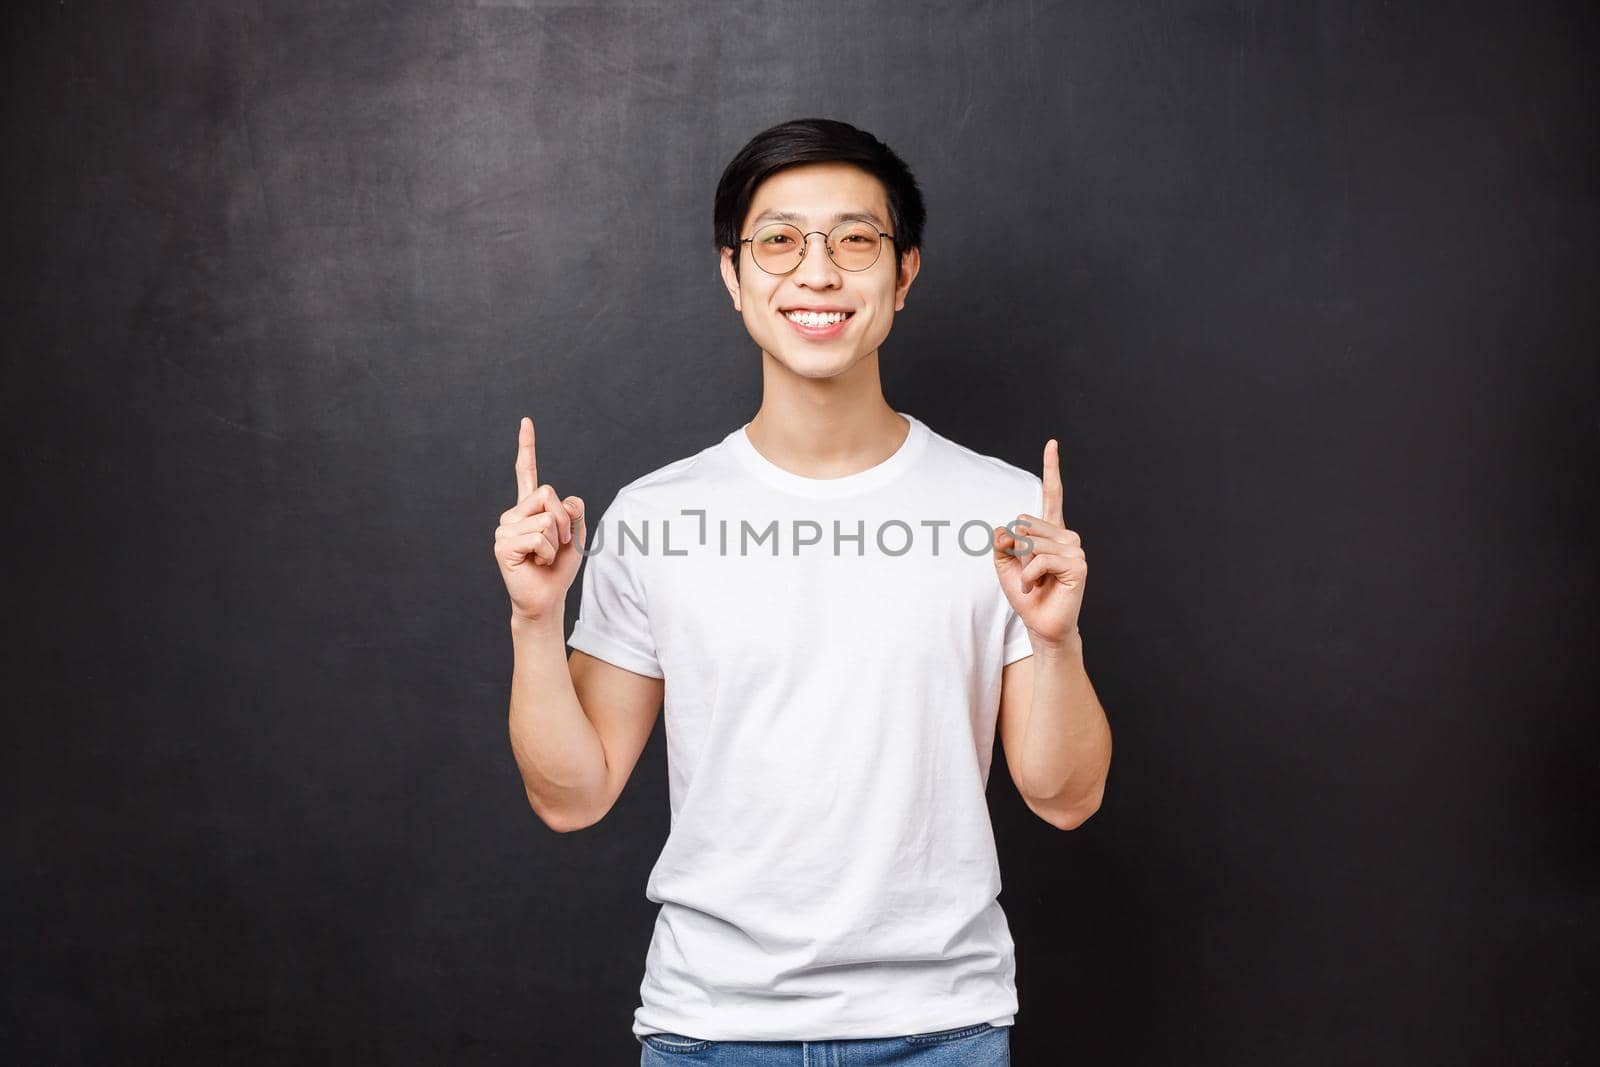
left=784, top=310, right=850, bottom=326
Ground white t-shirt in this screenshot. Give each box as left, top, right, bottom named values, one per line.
left=565, top=411, right=1042, bottom=1041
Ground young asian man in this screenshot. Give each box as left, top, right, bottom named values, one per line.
left=497, top=117, right=1112, bottom=1066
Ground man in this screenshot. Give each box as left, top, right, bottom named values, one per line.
left=497, top=118, right=1112, bottom=1065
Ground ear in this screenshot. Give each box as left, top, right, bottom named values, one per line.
left=719, top=246, right=742, bottom=312
left=893, top=245, right=921, bottom=311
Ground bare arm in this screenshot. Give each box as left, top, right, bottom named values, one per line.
left=506, top=614, right=662, bottom=832
left=993, top=438, right=1110, bottom=830
left=997, top=635, right=1111, bottom=830
left=495, top=415, right=663, bottom=833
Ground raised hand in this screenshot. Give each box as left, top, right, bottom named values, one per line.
left=494, top=417, right=587, bottom=623
left=992, top=437, right=1086, bottom=649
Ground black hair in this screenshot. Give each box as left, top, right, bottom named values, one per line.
left=713, top=117, right=926, bottom=283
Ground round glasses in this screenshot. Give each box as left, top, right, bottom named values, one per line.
left=739, top=220, right=896, bottom=275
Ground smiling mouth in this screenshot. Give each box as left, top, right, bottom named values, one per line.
left=781, top=310, right=855, bottom=327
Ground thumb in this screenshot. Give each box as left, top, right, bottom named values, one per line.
left=564, top=496, right=586, bottom=548
left=992, top=522, right=1022, bottom=574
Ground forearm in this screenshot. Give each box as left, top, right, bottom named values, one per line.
left=507, top=612, right=608, bottom=828
left=1018, top=631, right=1112, bottom=822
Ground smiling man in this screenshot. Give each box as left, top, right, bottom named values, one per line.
left=498, top=117, right=1112, bottom=1066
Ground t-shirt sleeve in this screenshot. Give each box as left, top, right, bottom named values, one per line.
left=566, top=497, right=664, bottom=679
left=1002, top=602, right=1034, bottom=664
left=1001, top=467, right=1045, bottom=665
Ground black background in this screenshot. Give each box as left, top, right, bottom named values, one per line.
left=6, top=1, right=1595, bottom=1064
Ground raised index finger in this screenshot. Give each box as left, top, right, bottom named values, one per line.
left=1042, top=437, right=1064, bottom=526
left=516, top=417, right=537, bottom=503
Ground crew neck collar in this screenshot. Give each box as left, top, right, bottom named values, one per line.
left=724, top=412, right=930, bottom=498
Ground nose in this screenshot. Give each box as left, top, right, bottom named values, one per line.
left=793, top=231, right=843, bottom=287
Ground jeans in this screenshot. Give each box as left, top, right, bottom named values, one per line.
left=639, top=1022, right=1010, bottom=1065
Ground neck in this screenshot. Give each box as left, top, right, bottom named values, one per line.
left=745, top=349, right=909, bottom=479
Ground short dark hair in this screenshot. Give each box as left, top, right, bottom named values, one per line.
left=713, top=118, right=927, bottom=282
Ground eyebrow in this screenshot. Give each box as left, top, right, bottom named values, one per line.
left=751, top=208, right=887, bottom=229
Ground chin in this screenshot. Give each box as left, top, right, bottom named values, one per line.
left=769, top=346, right=862, bottom=379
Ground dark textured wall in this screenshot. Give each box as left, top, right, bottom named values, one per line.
left=7, top=1, right=1595, bottom=1063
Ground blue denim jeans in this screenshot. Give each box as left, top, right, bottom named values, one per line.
left=639, top=1022, right=1010, bottom=1065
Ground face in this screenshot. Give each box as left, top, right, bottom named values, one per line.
left=719, top=161, right=920, bottom=380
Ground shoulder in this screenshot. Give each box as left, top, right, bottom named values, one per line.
left=600, top=430, right=731, bottom=516
left=917, top=418, right=1043, bottom=511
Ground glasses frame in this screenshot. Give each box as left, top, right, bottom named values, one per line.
left=738, top=221, right=897, bottom=275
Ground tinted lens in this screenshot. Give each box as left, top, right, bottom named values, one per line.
left=828, top=221, right=882, bottom=270
left=749, top=221, right=885, bottom=273
left=752, top=223, right=804, bottom=273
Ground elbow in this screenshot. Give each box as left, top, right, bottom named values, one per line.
left=542, top=810, right=598, bottom=834
left=1046, top=802, right=1098, bottom=831
left=525, top=789, right=602, bottom=834
left=1034, top=783, right=1104, bottom=831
